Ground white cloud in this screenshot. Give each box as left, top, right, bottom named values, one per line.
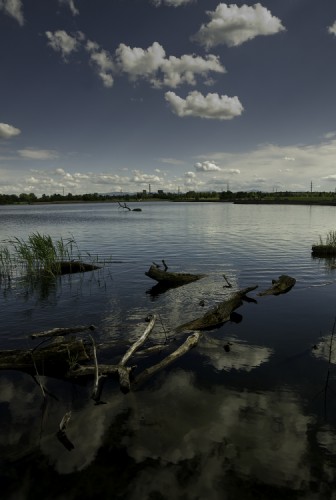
left=159, top=53, right=225, bottom=88
left=195, top=161, right=221, bottom=172
left=152, top=0, right=195, bottom=6
left=46, top=34, right=224, bottom=89
left=86, top=40, right=114, bottom=87
left=59, top=0, right=79, bottom=16
left=192, top=2, right=285, bottom=49
left=115, top=42, right=164, bottom=80
left=115, top=42, right=225, bottom=88
left=0, top=0, right=24, bottom=26
left=18, top=148, right=59, bottom=160
left=45, top=30, right=83, bottom=60
left=0, top=122, right=21, bottom=139
left=165, top=90, right=243, bottom=120
left=131, top=170, right=161, bottom=184
left=328, top=21, right=336, bottom=36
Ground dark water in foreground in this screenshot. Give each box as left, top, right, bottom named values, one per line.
left=1, top=202, right=336, bottom=499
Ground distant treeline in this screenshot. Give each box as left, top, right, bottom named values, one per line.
left=1, top=190, right=336, bottom=205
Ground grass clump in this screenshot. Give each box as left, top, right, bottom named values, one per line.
left=312, top=231, right=336, bottom=256
left=0, top=232, right=76, bottom=282
left=318, top=230, right=336, bottom=247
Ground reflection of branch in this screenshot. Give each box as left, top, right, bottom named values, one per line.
left=57, top=411, right=75, bottom=451
left=30, top=352, right=46, bottom=399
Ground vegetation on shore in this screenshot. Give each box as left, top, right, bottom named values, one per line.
left=312, top=230, right=336, bottom=256
left=1, top=190, right=336, bottom=205
left=0, top=233, right=90, bottom=285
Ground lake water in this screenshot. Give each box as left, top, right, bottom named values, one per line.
left=1, top=201, right=336, bottom=499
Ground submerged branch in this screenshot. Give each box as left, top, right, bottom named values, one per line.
left=133, top=332, right=201, bottom=388
left=31, top=324, right=96, bottom=339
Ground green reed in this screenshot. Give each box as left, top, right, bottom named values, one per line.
left=318, top=230, right=336, bottom=247
left=0, top=232, right=77, bottom=280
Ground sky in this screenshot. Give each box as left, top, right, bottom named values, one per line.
left=1, top=0, right=336, bottom=196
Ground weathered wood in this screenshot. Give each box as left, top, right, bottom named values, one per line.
left=31, top=324, right=95, bottom=339
left=176, top=285, right=258, bottom=332
left=258, top=275, right=296, bottom=296
left=0, top=339, right=89, bottom=373
left=145, top=264, right=206, bottom=285
left=89, top=334, right=107, bottom=402
left=67, top=363, right=133, bottom=378
left=120, top=314, right=157, bottom=366
left=133, top=332, right=201, bottom=387
left=51, top=261, right=101, bottom=275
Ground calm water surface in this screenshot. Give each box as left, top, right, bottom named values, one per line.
left=1, top=202, right=336, bottom=499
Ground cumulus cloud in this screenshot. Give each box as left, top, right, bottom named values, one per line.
left=59, top=0, right=79, bottom=16
left=0, top=122, right=21, bottom=139
left=45, top=30, right=84, bottom=60
left=152, top=0, right=195, bottom=6
left=47, top=35, right=225, bottom=89
left=115, top=42, right=225, bottom=88
left=195, top=161, right=221, bottom=172
left=0, top=0, right=24, bottom=25
left=18, top=148, right=59, bottom=160
left=131, top=170, right=161, bottom=184
left=165, top=90, right=243, bottom=120
left=192, top=2, right=285, bottom=49
left=328, top=21, right=336, bottom=36
left=86, top=40, right=114, bottom=87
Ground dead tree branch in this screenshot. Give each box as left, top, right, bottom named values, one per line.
left=133, top=331, right=201, bottom=388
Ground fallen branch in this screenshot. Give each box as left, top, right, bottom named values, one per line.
left=133, top=332, right=201, bottom=387
left=0, top=339, right=90, bottom=374
left=258, top=275, right=296, bottom=296
left=31, top=324, right=96, bottom=339
left=120, top=314, right=157, bottom=366
left=67, top=363, right=134, bottom=378
left=145, top=264, right=206, bottom=285
left=116, top=314, right=157, bottom=393
left=89, top=334, right=107, bottom=402
left=176, top=285, right=258, bottom=332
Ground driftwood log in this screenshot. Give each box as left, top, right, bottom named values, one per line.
left=0, top=339, right=89, bottom=374
left=145, top=264, right=206, bottom=285
left=133, top=332, right=201, bottom=387
left=176, top=285, right=258, bottom=332
left=258, top=275, right=296, bottom=296
left=51, top=261, right=101, bottom=275
left=31, top=324, right=95, bottom=339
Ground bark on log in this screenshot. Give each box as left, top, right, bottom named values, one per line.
left=175, top=285, right=258, bottom=332
left=0, top=339, right=89, bottom=374
left=51, top=261, right=101, bottom=275
left=31, top=324, right=95, bottom=339
left=145, top=264, right=206, bottom=285
left=133, top=332, right=201, bottom=387
left=258, top=275, right=296, bottom=296
left=120, top=314, right=156, bottom=366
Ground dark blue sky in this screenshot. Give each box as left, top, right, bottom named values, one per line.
left=1, top=0, right=336, bottom=195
